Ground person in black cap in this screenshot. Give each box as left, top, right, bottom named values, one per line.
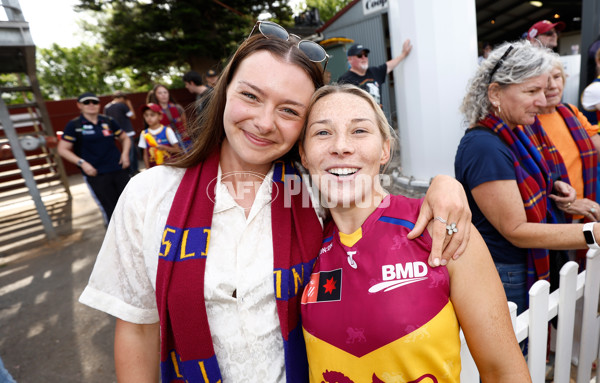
left=338, top=39, right=412, bottom=107
left=57, top=92, right=132, bottom=226
left=205, top=68, right=219, bottom=88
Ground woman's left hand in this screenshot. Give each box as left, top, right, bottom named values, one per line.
left=549, top=180, right=576, bottom=207
left=408, top=175, right=472, bottom=267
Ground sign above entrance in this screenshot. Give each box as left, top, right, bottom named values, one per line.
left=362, top=0, right=388, bottom=16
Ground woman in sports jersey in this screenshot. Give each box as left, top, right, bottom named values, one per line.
left=299, top=83, right=530, bottom=382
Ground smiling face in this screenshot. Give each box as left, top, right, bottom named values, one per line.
left=489, top=73, right=548, bottom=128
left=544, top=66, right=564, bottom=108
left=300, top=91, right=390, bottom=210
left=348, top=52, right=369, bottom=73
left=220, top=50, right=315, bottom=175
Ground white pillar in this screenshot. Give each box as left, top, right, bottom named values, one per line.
left=388, top=0, right=478, bottom=184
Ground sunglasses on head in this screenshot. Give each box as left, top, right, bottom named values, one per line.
left=82, top=100, right=99, bottom=105
left=356, top=53, right=369, bottom=58
left=248, top=20, right=329, bottom=72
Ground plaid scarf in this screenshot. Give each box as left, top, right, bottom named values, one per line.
left=478, top=114, right=569, bottom=287
left=155, top=148, right=322, bottom=382
left=555, top=104, right=597, bottom=203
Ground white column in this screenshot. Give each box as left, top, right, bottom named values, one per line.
left=388, top=0, right=478, bottom=184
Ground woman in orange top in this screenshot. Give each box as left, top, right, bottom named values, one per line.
left=537, top=54, right=600, bottom=222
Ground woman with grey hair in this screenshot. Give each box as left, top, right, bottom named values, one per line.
left=537, top=54, right=600, bottom=225
left=454, top=40, right=600, bottom=314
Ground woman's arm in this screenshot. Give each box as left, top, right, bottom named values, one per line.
left=114, top=319, right=160, bottom=383
left=447, top=226, right=531, bottom=382
left=472, top=179, right=599, bottom=249
left=408, top=175, right=472, bottom=266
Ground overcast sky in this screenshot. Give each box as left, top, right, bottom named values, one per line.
left=16, top=0, right=305, bottom=49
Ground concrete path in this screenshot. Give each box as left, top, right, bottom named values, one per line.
left=0, top=175, right=116, bottom=382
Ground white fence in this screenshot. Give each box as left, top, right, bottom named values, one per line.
left=460, top=249, right=600, bottom=383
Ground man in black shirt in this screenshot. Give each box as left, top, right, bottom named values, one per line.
left=338, top=41, right=412, bottom=107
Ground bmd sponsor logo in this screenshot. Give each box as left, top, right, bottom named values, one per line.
left=368, top=261, right=428, bottom=293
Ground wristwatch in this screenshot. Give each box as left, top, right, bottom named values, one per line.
left=76, top=158, right=85, bottom=167
left=583, top=222, right=600, bottom=250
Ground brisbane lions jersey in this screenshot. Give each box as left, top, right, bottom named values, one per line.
left=301, top=195, right=461, bottom=383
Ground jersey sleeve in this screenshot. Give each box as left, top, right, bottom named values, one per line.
left=165, top=127, right=180, bottom=145
left=107, top=116, right=123, bottom=137
left=138, top=132, right=147, bottom=149
left=61, top=119, right=78, bottom=143
left=582, top=82, right=600, bottom=111
left=455, top=129, right=517, bottom=191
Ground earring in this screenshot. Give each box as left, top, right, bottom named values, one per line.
left=493, top=102, right=501, bottom=114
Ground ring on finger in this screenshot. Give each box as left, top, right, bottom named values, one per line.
left=591, top=207, right=597, bottom=214
left=435, top=216, right=447, bottom=224
left=446, top=222, right=458, bottom=236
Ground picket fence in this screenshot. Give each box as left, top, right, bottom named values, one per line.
left=460, top=249, right=600, bottom=383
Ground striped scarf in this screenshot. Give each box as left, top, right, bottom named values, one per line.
left=478, top=114, right=569, bottom=287
left=161, top=103, right=189, bottom=142
left=555, top=104, right=597, bottom=204
left=155, top=148, right=322, bottom=382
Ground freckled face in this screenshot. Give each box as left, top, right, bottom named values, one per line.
left=300, top=92, right=390, bottom=209
left=221, top=50, right=315, bottom=173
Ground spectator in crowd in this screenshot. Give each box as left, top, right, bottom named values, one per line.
left=205, top=68, right=219, bottom=88
left=478, top=42, right=492, bottom=64
left=146, top=84, right=190, bottom=151
left=79, top=21, right=471, bottom=383
left=581, top=48, right=600, bottom=124
left=582, top=34, right=600, bottom=88
left=537, top=55, right=600, bottom=224
left=182, top=70, right=209, bottom=101
left=104, top=90, right=139, bottom=175
left=299, top=82, right=530, bottom=383
left=338, top=40, right=412, bottom=107
left=454, top=41, right=600, bottom=315
left=183, top=69, right=218, bottom=124
left=138, top=103, right=181, bottom=168
left=526, top=20, right=565, bottom=50
left=57, top=92, right=131, bottom=225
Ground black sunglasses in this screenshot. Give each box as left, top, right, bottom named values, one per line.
left=82, top=100, right=99, bottom=105
left=248, top=21, right=329, bottom=72
left=356, top=53, right=369, bottom=59
left=488, top=45, right=514, bottom=84
left=540, top=30, right=558, bottom=37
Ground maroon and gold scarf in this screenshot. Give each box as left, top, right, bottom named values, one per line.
left=155, top=148, right=322, bottom=382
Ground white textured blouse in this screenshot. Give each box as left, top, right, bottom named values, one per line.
left=79, top=164, right=286, bottom=382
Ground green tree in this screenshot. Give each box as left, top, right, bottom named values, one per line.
left=305, top=0, right=352, bottom=22
left=75, top=0, right=295, bottom=79
left=36, top=43, right=138, bottom=100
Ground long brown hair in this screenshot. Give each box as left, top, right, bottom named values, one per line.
left=146, top=83, right=180, bottom=105
left=173, top=34, right=325, bottom=168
